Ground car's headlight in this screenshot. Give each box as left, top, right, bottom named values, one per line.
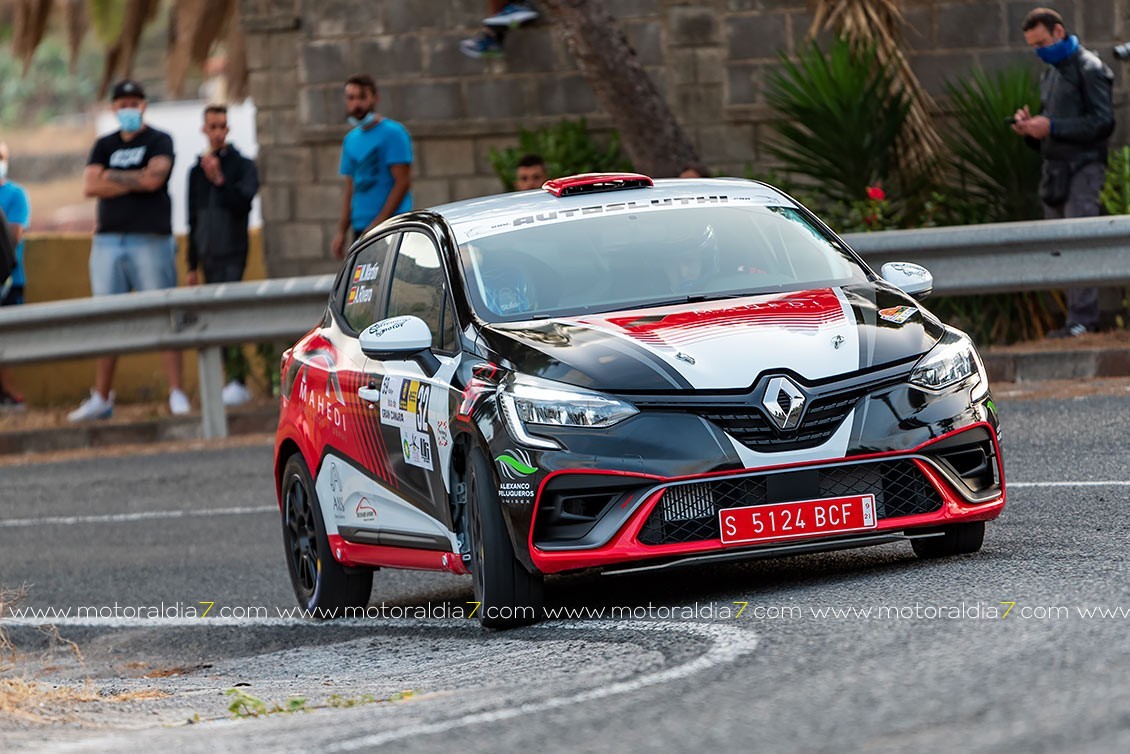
left=909, top=328, right=988, bottom=399
left=497, top=373, right=639, bottom=449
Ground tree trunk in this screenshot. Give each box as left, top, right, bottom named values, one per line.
left=540, top=0, right=698, bottom=177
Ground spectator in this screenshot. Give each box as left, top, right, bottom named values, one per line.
left=331, top=74, right=413, bottom=260
left=0, top=141, right=30, bottom=410
left=461, top=2, right=540, bottom=58
left=679, top=162, right=712, bottom=179
left=514, top=153, right=548, bottom=190
left=1013, top=7, right=1115, bottom=338
left=187, top=104, right=260, bottom=406
left=69, top=79, right=189, bottom=422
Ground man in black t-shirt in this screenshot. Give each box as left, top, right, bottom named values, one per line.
left=68, top=80, right=190, bottom=422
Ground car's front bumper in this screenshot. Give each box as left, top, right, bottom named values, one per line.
left=524, top=422, right=1004, bottom=574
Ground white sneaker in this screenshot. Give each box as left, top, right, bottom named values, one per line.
left=169, top=389, right=192, bottom=416
left=483, top=2, right=539, bottom=27
left=68, top=389, right=114, bottom=422
left=221, top=380, right=251, bottom=407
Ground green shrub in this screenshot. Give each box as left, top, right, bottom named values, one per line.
left=488, top=118, right=633, bottom=191
left=1100, top=146, right=1130, bottom=216
left=764, top=37, right=910, bottom=205
left=942, top=66, right=1043, bottom=223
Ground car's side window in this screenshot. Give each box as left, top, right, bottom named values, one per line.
left=387, top=232, right=453, bottom=352
left=341, top=234, right=397, bottom=332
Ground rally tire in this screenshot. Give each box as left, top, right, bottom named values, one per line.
left=281, top=454, right=372, bottom=616
left=467, top=448, right=544, bottom=628
left=911, top=522, right=985, bottom=559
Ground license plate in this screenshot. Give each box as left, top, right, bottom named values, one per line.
left=719, top=494, right=877, bottom=545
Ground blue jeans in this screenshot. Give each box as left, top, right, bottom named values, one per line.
left=90, top=233, right=177, bottom=296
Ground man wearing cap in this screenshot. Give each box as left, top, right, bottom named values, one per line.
left=69, top=79, right=189, bottom=421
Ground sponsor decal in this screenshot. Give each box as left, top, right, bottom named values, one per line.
left=297, top=351, right=347, bottom=434
left=435, top=419, right=452, bottom=448
left=401, top=428, right=434, bottom=470
left=366, top=317, right=410, bottom=338
left=675, top=351, right=696, bottom=365
left=878, top=305, right=917, bottom=324
left=348, top=286, right=374, bottom=305
left=353, top=262, right=379, bottom=283
left=379, top=376, right=430, bottom=430
left=330, top=462, right=346, bottom=517
left=496, top=448, right=538, bottom=479
left=831, top=334, right=845, bottom=350
left=499, top=481, right=535, bottom=503
left=355, top=497, right=377, bottom=522
left=511, top=195, right=730, bottom=229
left=399, top=379, right=422, bottom=413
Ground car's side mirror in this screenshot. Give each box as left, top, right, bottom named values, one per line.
left=880, top=262, right=933, bottom=301
left=359, top=315, right=439, bottom=375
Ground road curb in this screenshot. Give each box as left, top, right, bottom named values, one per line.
left=982, top=348, right=1130, bottom=383
left=0, top=407, right=278, bottom=457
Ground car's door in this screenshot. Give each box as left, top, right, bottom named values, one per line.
left=357, top=230, right=462, bottom=549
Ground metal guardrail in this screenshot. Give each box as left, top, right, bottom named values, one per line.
left=844, top=214, right=1130, bottom=295
left=3, top=214, right=1130, bottom=438
left=0, top=275, right=334, bottom=439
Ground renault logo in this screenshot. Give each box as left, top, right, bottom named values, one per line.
left=762, top=376, right=806, bottom=431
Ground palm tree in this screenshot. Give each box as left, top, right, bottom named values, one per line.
left=810, top=0, right=942, bottom=176
left=9, top=0, right=247, bottom=100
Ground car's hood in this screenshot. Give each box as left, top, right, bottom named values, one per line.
left=479, top=285, right=944, bottom=391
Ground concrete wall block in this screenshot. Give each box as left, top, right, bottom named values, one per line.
left=419, top=138, right=476, bottom=178
left=244, top=33, right=269, bottom=73
left=465, top=78, right=531, bottom=120
left=270, top=109, right=300, bottom=150
left=1082, top=1, right=1117, bottom=43
left=384, top=82, right=465, bottom=122
left=536, top=75, right=599, bottom=116
left=936, top=3, right=1004, bottom=49
left=453, top=176, right=502, bottom=202
left=356, top=36, right=424, bottom=79
left=901, top=7, right=933, bottom=51
left=624, top=21, right=664, bottom=66
left=669, top=6, right=719, bottom=47
left=727, top=14, right=790, bottom=60
left=267, top=32, right=297, bottom=72
left=294, top=184, right=343, bottom=221
left=726, top=65, right=758, bottom=105
left=299, top=40, right=349, bottom=85
left=503, top=27, right=560, bottom=73
left=268, top=222, right=327, bottom=261
left=910, top=52, right=983, bottom=97
left=694, top=48, right=726, bottom=85
left=299, top=86, right=340, bottom=128
left=696, top=124, right=758, bottom=165
left=261, top=147, right=315, bottom=185
left=671, top=49, right=698, bottom=86
left=675, top=84, right=723, bottom=121
left=426, top=34, right=491, bottom=77
left=259, top=185, right=293, bottom=224
left=609, top=0, right=659, bottom=18
left=386, top=0, right=449, bottom=34
left=473, top=135, right=520, bottom=174
left=413, top=178, right=453, bottom=209
left=315, top=143, right=344, bottom=183
left=727, top=0, right=808, bottom=13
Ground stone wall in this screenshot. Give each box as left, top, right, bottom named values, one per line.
left=240, top=0, right=1130, bottom=277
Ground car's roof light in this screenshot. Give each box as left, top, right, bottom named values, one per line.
left=542, top=172, right=654, bottom=197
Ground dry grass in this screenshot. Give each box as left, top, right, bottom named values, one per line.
left=0, top=678, right=168, bottom=724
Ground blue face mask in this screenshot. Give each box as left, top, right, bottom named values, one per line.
left=1036, top=34, right=1079, bottom=65
left=117, top=107, right=143, bottom=133
left=347, top=112, right=377, bottom=128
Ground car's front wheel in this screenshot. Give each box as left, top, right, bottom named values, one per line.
left=467, top=448, right=543, bottom=628
left=911, top=521, right=985, bottom=559
left=281, top=454, right=372, bottom=616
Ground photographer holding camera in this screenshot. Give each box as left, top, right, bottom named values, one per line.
left=1012, top=7, right=1115, bottom=338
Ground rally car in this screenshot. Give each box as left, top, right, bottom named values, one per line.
left=274, top=174, right=1004, bottom=627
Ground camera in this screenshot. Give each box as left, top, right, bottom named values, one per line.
left=1114, top=41, right=1130, bottom=60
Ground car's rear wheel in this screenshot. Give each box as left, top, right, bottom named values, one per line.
left=467, top=448, right=543, bottom=628
left=281, top=454, right=372, bottom=616
left=911, top=521, right=985, bottom=559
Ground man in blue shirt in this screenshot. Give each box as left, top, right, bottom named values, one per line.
left=0, top=141, right=31, bottom=410
left=331, top=74, right=413, bottom=259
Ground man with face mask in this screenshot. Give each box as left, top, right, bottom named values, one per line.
left=70, top=79, right=188, bottom=421
left=1013, top=7, right=1115, bottom=338
left=0, top=141, right=31, bottom=410
left=331, top=74, right=413, bottom=260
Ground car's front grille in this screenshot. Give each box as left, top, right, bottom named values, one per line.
left=637, top=459, right=942, bottom=545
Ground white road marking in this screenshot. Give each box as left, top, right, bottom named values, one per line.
left=323, top=620, right=759, bottom=752
left=1008, top=481, right=1130, bottom=488
left=0, top=505, right=276, bottom=528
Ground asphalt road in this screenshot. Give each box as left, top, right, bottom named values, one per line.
left=2, top=390, right=1130, bottom=752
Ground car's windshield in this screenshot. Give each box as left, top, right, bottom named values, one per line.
left=457, top=205, right=870, bottom=322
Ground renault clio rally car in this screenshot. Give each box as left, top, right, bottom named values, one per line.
left=274, top=174, right=1005, bottom=627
